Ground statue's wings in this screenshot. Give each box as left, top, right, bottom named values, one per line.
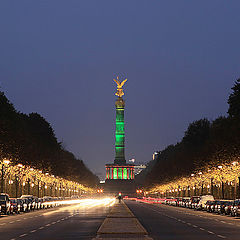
left=120, top=79, right=127, bottom=88
left=113, top=78, right=121, bottom=87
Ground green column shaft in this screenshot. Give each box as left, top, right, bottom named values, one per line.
left=114, top=98, right=126, bottom=164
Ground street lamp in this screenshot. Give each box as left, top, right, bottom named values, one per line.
left=1, top=159, right=10, bottom=193
left=217, top=165, right=224, bottom=199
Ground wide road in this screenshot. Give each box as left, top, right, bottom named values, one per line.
left=0, top=198, right=114, bottom=240
left=125, top=200, right=240, bottom=240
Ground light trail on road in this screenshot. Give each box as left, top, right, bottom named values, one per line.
left=0, top=197, right=116, bottom=240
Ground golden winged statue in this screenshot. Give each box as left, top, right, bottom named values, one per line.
left=113, top=76, right=127, bottom=97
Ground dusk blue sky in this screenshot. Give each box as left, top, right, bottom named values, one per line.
left=1, top=1, right=240, bottom=179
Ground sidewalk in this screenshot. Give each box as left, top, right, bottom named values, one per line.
left=93, top=200, right=152, bottom=239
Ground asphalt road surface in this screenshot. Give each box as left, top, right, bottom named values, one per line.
left=125, top=200, right=240, bottom=240
left=0, top=199, right=114, bottom=240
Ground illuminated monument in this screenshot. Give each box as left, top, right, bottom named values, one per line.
left=105, top=77, right=135, bottom=193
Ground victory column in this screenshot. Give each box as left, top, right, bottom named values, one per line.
left=104, top=77, right=135, bottom=194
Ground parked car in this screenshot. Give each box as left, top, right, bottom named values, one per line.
left=34, top=197, right=41, bottom=210
left=38, top=198, right=44, bottom=209
left=21, top=198, right=31, bottom=211
left=165, top=197, right=177, bottom=206
left=212, top=200, right=221, bottom=213
left=190, top=196, right=200, bottom=209
left=215, top=200, right=232, bottom=214
left=17, top=198, right=27, bottom=212
left=175, top=197, right=182, bottom=207
left=20, top=195, right=35, bottom=210
left=180, top=197, right=190, bottom=208
left=205, top=200, right=214, bottom=212
left=231, top=199, right=240, bottom=217
left=10, top=198, right=20, bottom=214
left=196, top=195, right=214, bottom=210
left=224, top=201, right=234, bottom=215
left=0, top=193, right=11, bottom=215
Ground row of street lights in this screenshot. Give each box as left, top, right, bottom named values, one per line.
left=149, top=161, right=240, bottom=199
left=0, top=159, right=92, bottom=198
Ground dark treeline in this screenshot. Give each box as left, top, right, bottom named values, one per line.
left=0, top=91, right=98, bottom=187
left=140, top=79, right=240, bottom=187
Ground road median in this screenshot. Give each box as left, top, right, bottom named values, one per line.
left=93, top=200, right=152, bottom=239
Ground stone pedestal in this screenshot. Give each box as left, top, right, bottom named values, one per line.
left=104, top=179, right=136, bottom=195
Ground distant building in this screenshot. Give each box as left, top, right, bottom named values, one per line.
left=134, top=164, right=146, bottom=175
left=152, top=151, right=160, bottom=160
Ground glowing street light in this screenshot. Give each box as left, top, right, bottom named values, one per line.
left=3, top=160, right=10, bottom=165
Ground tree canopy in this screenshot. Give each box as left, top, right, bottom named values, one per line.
left=228, top=78, right=240, bottom=118
left=139, top=78, right=240, bottom=187
left=0, top=91, right=98, bottom=187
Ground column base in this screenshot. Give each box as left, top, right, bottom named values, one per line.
left=104, top=179, right=136, bottom=195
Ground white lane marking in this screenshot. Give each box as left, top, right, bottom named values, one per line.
left=45, top=224, right=51, bottom=227
left=19, top=233, right=27, bottom=237
left=23, top=218, right=27, bottom=220
left=57, top=220, right=61, bottom=223
left=16, top=219, right=21, bottom=222
left=38, top=227, right=44, bottom=230
left=217, top=235, right=227, bottom=239
left=30, top=230, right=37, bottom=233
left=220, top=221, right=226, bottom=223
left=0, top=223, right=6, bottom=225
left=9, top=221, right=15, bottom=224
left=10, top=238, right=16, bottom=240
left=142, top=203, right=229, bottom=238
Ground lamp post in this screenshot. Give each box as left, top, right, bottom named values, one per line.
left=15, top=174, right=19, bottom=198
left=26, top=178, right=30, bottom=195
left=217, top=166, right=225, bottom=199
left=1, top=159, right=10, bottom=193
left=210, top=178, right=214, bottom=195
left=37, top=179, right=40, bottom=198
left=59, top=183, right=61, bottom=197
left=43, top=183, right=46, bottom=196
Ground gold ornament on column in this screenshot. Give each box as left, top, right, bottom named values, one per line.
left=113, top=76, right=127, bottom=97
